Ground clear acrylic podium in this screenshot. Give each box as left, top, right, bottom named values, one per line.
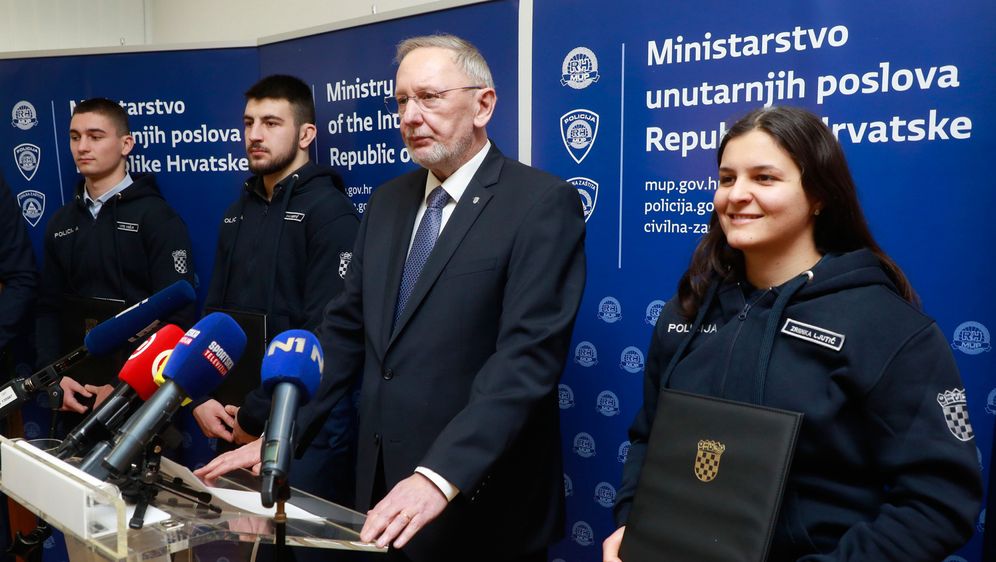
left=0, top=436, right=386, bottom=561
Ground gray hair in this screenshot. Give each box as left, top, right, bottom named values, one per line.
left=395, top=34, right=495, bottom=89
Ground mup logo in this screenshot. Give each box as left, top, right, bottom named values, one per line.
left=951, top=321, right=990, bottom=355
left=561, top=109, right=599, bottom=164
left=561, top=47, right=600, bottom=89
left=11, top=100, right=39, bottom=130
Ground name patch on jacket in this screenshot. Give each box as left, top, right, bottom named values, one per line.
left=780, top=318, right=845, bottom=351
left=116, top=221, right=139, bottom=233
left=284, top=211, right=305, bottom=222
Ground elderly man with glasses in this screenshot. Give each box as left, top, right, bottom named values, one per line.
left=198, top=33, right=586, bottom=562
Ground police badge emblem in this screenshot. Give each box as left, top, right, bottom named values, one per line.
left=11, top=101, right=39, bottom=130
left=937, top=388, right=974, bottom=441
left=561, top=47, right=600, bottom=89
left=14, top=143, right=40, bottom=181
left=338, top=251, right=352, bottom=279
left=16, top=189, right=45, bottom=227
left=694, top=439, right=726, bottom=482
left=560, top=109, right=599, bottom=164
left=569, top=176, right=598, bottom=222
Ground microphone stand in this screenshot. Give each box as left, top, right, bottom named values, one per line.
left=116, top=437, right=220, bottom=529
left=274, top=496, right=288, bottom=560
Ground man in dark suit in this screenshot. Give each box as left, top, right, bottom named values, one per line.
left=197, top=34, right=586, bottom=562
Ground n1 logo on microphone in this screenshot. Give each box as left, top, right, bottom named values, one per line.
left=268, top=336, right=323, bottom=373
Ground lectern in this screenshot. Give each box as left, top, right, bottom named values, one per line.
left=0, top=436, right=385, bottom=561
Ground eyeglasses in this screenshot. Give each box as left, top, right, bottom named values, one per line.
left=384, top=86, right=485, bottom=115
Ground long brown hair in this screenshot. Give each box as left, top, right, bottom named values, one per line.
left=676, top=106, right=917, bottom=320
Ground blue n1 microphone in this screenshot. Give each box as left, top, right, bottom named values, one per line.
left=259, top=329, right=323, bottom=507
left=0, top=280, right=196, bottom=421
left=99, top=312, right=247, bottom=477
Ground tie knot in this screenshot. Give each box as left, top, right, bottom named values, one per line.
left=426, top=186, right=450, bottom=210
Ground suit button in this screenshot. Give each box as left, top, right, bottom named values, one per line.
left=383, top=368, right=394, bottom=380
left=373, top=433, right=381, bottom=446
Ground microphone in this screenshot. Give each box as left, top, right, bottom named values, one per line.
left=0, top=280, right=195, bottom=419
left=100, top=313, right=246, bottom=477
left=259, top=330, right=323, bottom=508
left=54, top=325, right=185, bottom=460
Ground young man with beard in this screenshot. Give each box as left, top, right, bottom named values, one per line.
left=194, top=74, right=359, bottom=508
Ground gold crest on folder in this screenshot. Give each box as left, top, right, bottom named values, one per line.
left=694, top=439, right=726, bottom=482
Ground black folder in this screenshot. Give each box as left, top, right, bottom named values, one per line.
left=620, top=389, right=803, bottom=562
left=202, top=307, right=267, bottom=407
left=59, top=295, right=128, bottom=387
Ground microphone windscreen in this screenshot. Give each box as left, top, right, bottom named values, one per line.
left=83, top=280, right=195, bottom=356
left=163, top=312, right=246, bottom=401
left=118, top=324, right=185, bottom=401
left=260, top=330, right=323, bottom=401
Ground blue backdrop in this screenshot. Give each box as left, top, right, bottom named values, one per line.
left=0, top=1, right=993, bottom=561
left=531, top=1, right=995, bottom=561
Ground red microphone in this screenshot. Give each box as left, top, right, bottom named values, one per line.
left=54, top=325, right=185, bottom=459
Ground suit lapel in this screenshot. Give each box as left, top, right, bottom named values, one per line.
left=388, top=145, right=504, bottom=347
left=374, top=172, right=425, bottom=357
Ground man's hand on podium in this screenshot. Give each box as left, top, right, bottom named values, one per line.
left=360, top=472, right=447, bottom=549
left=193, top=437, right=262, bottom=486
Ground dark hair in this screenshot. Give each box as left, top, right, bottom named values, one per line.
left=676, top=106, right=917, bottom=320
left=72, top=98, right=130, bottom=135
left=244, top=74, right=316, bottom=126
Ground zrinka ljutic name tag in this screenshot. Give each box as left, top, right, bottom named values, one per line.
left=780, top=318, right=845, bottom=351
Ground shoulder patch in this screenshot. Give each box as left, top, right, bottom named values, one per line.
left=938, top=388, right=974, bottom=441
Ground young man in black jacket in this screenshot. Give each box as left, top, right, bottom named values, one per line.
left=37, top=98, right=196, bottom=415
left=194, top=75, right=359, bottom=508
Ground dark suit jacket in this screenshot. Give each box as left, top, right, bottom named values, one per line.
left=299, top=144, right=585, bottom=560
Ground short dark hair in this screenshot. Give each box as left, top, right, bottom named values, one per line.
left=72, top=98, right=130, bottom=135
left=244, top=75, right=316, bottom=126
left=676, top=106, right=917, bottom=320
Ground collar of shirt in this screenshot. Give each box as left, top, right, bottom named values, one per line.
left=407, top=141, right=491, bottom=256
left=84, top=173, right=134, bottom=218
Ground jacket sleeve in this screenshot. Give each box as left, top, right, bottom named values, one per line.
left=417, top=182, right=586, bottom=494
left=0, top=174, right=37, bottom=354
left=239, top=208, right=367, bottom=442
left=613, top=300, right=679, bottom=526
left=302, top=211, right=359, bottom=332
left=799, top=322, right=982, bottom=561
left=143, top=211, right=198, bottom=329
left=35, top=218, right=69, bottom=366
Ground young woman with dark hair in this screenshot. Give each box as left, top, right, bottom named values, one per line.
left=604, top=106, right=981, bottom=561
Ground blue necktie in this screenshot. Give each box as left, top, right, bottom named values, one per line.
left=394, top=186, right=450, bottom=326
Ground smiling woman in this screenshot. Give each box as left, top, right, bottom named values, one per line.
left=605, top=106, right=983, bottom=562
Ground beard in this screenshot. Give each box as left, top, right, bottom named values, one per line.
left=404, top=131, right=473, bottom=172
left=247, top=142, right=296, bottom=176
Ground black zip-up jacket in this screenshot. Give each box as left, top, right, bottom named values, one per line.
left=205, top=162, right=358, bottom=405
left=36, top=173, right=197, bottom=376
left=0, top=171, right=37, bottom=358
left=616, top=249, right=981, bottom=561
